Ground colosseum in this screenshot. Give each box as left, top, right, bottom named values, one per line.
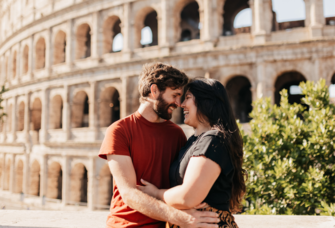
left=0, top=0, right=334, bottom=211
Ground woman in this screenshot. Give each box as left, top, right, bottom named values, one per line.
left=138, top=78, right=247, bottom=228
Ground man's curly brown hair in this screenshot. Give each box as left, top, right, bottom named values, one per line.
left=138, top=62, right=189, bottom=102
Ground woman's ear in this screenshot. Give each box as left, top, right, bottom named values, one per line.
left=150, top=84, right=159, bottom=99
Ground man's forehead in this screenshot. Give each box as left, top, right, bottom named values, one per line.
left=166, top=87, right=183, bottom=94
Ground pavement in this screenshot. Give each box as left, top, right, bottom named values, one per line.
left=0, top=210, right=334, bottom=228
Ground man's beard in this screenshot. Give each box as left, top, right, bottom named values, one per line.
left=153, top=94, right=177, bottom=120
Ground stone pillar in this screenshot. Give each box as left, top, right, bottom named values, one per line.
left=61, top=156, right=70, bottom=206
left=28, top=35, right=34, bottom=80
left=63, top=85, right=71, bottom=141
left=87, top=157, right=96, bottom=210
left=120, top=77, right=128, bottom=119
left=22, top=153, right=30, bottom=195
left=122, top=2, right=133, bottom=60
left=3, top=99, right=7, bottom=142
left=255, top=61, right=273, bottom=102
left=12, top=96, right=17, bottom=142
left=202, top=0, right=218, bottom=49
left=0, top=154, right=5, bottom=190
left=39, top=154, right=48, bottom=201
left=24, top=93, right=31, bottom=143
left=9, top=154, right=15, bottom=192
left=305, top=0, right=325, bottom=38
left=40, top=89, right=48, bottom=143
left=159, top=0, right=172, bottom=56
left=89, top=81, right=98, bottom=141
left=16, top=42, right=21, bottom=83
left=46, top=28, right=52, bottom=76
left=250, top=0, right=273, bottom=44
left=66, top=19, right=75, bottom=70
left=91, top=11, right=103, bottom=61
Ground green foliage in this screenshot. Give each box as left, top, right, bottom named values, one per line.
left=0, top=85, right=8, bottom=122
left=320, top=202, right=335, bottom=216
left=242, top=79, right=335, bottom=215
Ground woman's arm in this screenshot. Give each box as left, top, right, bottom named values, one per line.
left=140, top=156, right=221, bottom=210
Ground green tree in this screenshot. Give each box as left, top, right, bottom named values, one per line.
left=0, top=85, right=8, bottom=122
left=243, top=79, right=335, bottom=215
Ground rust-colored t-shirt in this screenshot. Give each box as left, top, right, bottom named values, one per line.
left=99, top=111, right=187, bottom=228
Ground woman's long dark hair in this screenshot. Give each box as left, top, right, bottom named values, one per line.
left=184, top=78, right=247, bottom=213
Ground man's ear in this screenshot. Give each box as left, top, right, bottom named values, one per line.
left=150, top=84, right=159, bottom=99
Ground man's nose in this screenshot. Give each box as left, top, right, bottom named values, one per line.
left=175, top=99, right=181, bottom=107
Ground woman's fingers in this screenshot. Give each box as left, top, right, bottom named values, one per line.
left=140, top=179, right=148, bottom=185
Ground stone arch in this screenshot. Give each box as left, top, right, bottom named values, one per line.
left=135, top=7, right=158, bottom=48
left=70, top=163, right=88, bottom=203
left=47, top=162, right=62, bottom=199
left=98, top=164, right=113, bottom=206
left=31, top=98, right=42, bottom=131
left=174, top=0, right=202, bottom=42
left=50, top=95, right=63, bottom=129
left=54, top=30, right=66, bottom=64
left=14, top=159, right=24, bottom=193
left=23, top=45, right=29, bottom=74
left=4, top=158, right=10, bottom=190
left=17, top=101, right=25, bottom=131
left=274, top=71, right=306, bottom=105
left=222, top=0, right=250, bottom=36
left=99, top=87, right=120, bottom=128
left=179, top=1, right=200, bottom=41
left=226, top=76, right=252, bottom=123
left=71, top=91, right=89, bottom=128
left=103, top=16, right=122, bottom=53
left=12, top=51, right=17, bottom=79
left=35, top=37, right=46, bottom=69
left=29, top=160, right=40, bottom=196
left=76, top=23, right=91, bottom=59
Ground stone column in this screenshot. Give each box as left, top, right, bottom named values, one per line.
left=202, top=0, right=218, bottom=49
left=3, top=99, right=7, bottom=142
left=40, top=89, right=48, bottom=143
left=63, top=85, right=71, bottom=141
left=24, top=93, right=31, bottom=143
left=22, top=153, right=30, bottom=195
left=91, top=11, right=103, bottom=61
left=16, top=42, right=21, bottom=83
left=87, top=157, right=96, bottom=210
left=250, top=0, right=273, bottom=44
left=28, top=35, right=34, bottom=80
left=120, top=77, right=128, bottom=119
left=0, top=154, right=5, bottom=190
left=122, top=2, right=133, bottom=60
left=305, top=0, right=325, bottom=38
left=89, top=81, right=98, bottom=141
left=159, top=0, right=172, bottom=56
left=61, top=156, right=70, bottom=206
left=12, top=96, right=17, bottom=142
left=66, top=19, right=75, bottom=70
left=39, top=154, right=48, bottom=201
left=9, top=154, right=15, bottom=192
left=46, top=28, right=52, bottom=76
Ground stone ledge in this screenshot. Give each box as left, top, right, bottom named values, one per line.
left=0, top=210, right=334, bottom=228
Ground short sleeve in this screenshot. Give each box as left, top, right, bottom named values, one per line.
left=98, top=121, right=130, bottom=160
left=192, top=134, right=234, bottom=176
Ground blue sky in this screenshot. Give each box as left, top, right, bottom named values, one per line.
left=234, top=0, right=335, bottom=28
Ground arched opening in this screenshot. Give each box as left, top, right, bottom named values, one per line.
left=7, top=104, right=12, bottom=132
left=179, top=1, right=200, bottom=41
left=99, top=87, right=120, bottom=128
left=35, top=37, right=46, bottom=69
left=23, top=45, right=29, bottom=74
left=330, top=73, right=335, bottom=103
left=113, top=34, right=123, bottom=52
left=4, top=159, right=10, bottom=190
left=275, top=71, right=306, bottom=105
left=71, top=91, right=89, bottom=128
left=47, top=162, right=62, bottom=200
left=12, top=51, right=17, bottom=79
left=103, top=16, right=122, bottom=53
left=76, top=23, right=91, bottom=59
left=137, top=9, right=158, bottom=47
left=226, top=76, right=252, bottom=123
left=223, top=0, right=250, bottom=36
left=50, top=95, right=63, bottom=129
left=324, top=0, right=335, bottom=25
left=29, top=160, right=40, bottom=196
left=98, top=164, right=113, bottom=207
left=272, top=0, right=305, bottom=30
left=233, top=8, right=252, bottom=35
left=14, top=160, right=23, bottom=193
left=54, top=30, right=66, bottom=64
left=70, top=163, right=88, bottom=203
left=17, top=101, right=25, bottom=131
left=31, top=98, right=42, bottom=131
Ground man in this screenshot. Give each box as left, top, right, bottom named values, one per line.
left=99, top=63, right=219, bottom=228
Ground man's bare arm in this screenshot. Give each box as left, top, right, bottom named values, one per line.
left=107, top=154, right=219, bottom=228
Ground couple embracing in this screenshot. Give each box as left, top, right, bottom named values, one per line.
left=99, top=63, right=246, bottom=228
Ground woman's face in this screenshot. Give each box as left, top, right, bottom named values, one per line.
left=181, top=91, right=198, bottom=128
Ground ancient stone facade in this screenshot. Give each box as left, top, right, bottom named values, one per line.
left=0, top=0, right=334, bottom=210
